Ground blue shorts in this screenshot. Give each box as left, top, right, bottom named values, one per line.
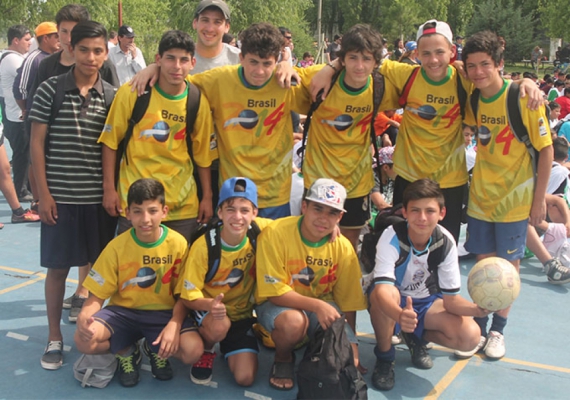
left=465, top=216, right=528, bottom=261
left=258, top=203, right=291, bottom=220
left=94, top=306, right=197, bottom=354
left=255, top=300, right=357, bottom=344
left=398, top=293, right=442, bottom=345
left=40, top=204, right=116, bottom=269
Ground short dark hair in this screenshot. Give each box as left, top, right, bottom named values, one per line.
left=549, top=101, right=561, bottom=110
left=336, top=24, right=384, bottom=65
left=222, top=32, right=234, bottom=44
left=127, top=178, right=166, bottom=207
left=278, top=26, right=291, bottom=36
left=7, top=25, right=30, bottom=45
left=402, top=178, right=445, bottom=210
left=109, top=30, right=118, bottom=39
left=70, top=21, right=107, bottom=47
left=555, top=80, right=565, bottom=88
left=565, top=87, right=570, bottom=96
left=553, top=137, right=569, bottom=161
left=239, top=23, right=284, bottom=60
left=55, top=4, right=90, bottom=26
left=158, top=30, right=195, bottom=56
left=463, top=30, right=503, bottom=66
left=544, top=77, right=554, bottom=85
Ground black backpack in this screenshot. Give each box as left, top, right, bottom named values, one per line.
left=189, top=217, right=261, bottom=282
left=360, top=212, right=451, bottom=282
left=115, top=83, right=201, bottom=185
left=470, top=82, right=548, bottom=177
left=297, top=317, right=367, bottom=400
left=300, top=69, right=385, bottom=182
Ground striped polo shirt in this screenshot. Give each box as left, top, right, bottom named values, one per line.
left=28, top=68, right=109, bottom=204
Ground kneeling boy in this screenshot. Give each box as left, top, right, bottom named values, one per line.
left=74, top=179, right=203, bottom=387
left=255, top=178, right=367, bottom=391
left=177, top=177, right=271, bottom=386
left=368, top=178, right=488, bottom=391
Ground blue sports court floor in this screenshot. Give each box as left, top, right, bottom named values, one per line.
left=1, top=148, right=569, bottom=399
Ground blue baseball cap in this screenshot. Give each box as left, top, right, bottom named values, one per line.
left=405, top=41, right=417, bottom=52
left=218, top=177, right=258, bottom=208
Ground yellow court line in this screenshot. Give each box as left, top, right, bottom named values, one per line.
left=0, top=265, right=79, bottom=296
left=357, top=332, right=570, bottom=375
left=424, top=359, right=470, bottom=399
left=0, top=276, right=45, bottom=295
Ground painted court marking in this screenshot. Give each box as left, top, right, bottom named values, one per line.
left=244, top=390, right=271, bottom=400
left=6, top=332, right=29, bottom=341
left=0, top=265, right=78, bottom=296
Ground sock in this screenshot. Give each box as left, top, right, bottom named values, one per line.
left=12, top=207, right=25, bottom=216
left=489, top=314, right=507, bottom=335
left=204, top=347, right=214, bottom=353
left=474, top=316, right=489, bottom=337
left=374, top=345, right=395, bottom=362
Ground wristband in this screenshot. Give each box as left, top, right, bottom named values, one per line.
left=326, top=62, right=338, bottom=72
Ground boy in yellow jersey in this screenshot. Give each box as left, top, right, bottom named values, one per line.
left=99, top=30, right=214, bottom=241
left=313, top=20, right=541, bottom=243
left=132, top=23, right=304, bottom=219
left=295, top=24, right=395, bottom=250
left=74, top=179, right=203, bottom=387
left=255, top=178, right=367, bottom=390
left=177, top=177, right=272, bottom=386
left=459, top=31, right=554, bottom=360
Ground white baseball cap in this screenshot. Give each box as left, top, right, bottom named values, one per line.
left=416, top=19, right=453, bottom=44
left=305, top=178, right=347, bottom=212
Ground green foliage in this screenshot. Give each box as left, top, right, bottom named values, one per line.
left=466, top=0, right=534, bottom=63
left=539, top=0, right=568, bottom=40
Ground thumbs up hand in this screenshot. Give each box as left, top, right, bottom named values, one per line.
left=399, top=296, right=418, bottom=333
left=210, top=293, right=226, bottom=320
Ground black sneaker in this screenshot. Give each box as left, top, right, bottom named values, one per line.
left=544, top=258, right=570, bottom=285
left=142, top=340, right=173, bottom=381
left=116, top=345, right=142, bottom=387
left=401, top=332, right=433, bottom=369
left=68, top=295, right=86, bottom=323
left=372, top=359, right=395, bottom=391
left=190, top=351, right=215, bottom=384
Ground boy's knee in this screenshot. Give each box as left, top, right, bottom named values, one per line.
left=201, top=316, right=231, bottom=343
left=457, top=318, right=483, bottom=351
left=178, top=333, right=204, bottom=364
left=234, top=369, right=255, bottom=387
left=274, top=310, right=306, bottom=336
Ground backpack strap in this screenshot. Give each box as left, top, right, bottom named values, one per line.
left=370, top=69, right=385, bottom=182
left=300, top=69, right=341, bottom=168
left=398, top=67, right=420, bottom=108
left=470, top=88, right=480, bottom=121
left=101, top=80, right=117, bottom=111
left=506, top=82, right=539, bottom=175
left=204, top=217, right=224, bottom=283
left=456, top=70, right=467, bottom=120
left=246, top=220, right=261, bottom=253
left=185, top=83, right=201, bottom=158
left=48, top=74, right=67, bottom=127
left=392, top=221, right=411, bottom=267
left=118, top=84, right=152, bottom=168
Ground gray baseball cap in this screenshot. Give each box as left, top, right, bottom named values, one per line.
left=194, top=0, right=231, bottom=21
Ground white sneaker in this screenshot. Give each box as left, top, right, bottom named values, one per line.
left=484, top=331, right=506, bottom=359
left=454, top=336, right=486, bottom=359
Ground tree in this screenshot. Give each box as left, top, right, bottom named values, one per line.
left=539, top=0, right=569, bottom=41
left=466, top=0, right=535, bottom=63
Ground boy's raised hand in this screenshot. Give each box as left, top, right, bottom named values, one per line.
left=210, top=293, right=226, bottom=320
left=76, top=315, right=96, bottom=342
left=399, top=296, right=418, bottom=333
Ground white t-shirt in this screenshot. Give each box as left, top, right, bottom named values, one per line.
left=192, top=43, right=240, bottom=74
left=0, top=51, right=25, bottom=122
left=548, top=162, right=569, bottom=195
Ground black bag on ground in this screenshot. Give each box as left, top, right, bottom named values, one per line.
left=297, top=318, right=367, bottom=400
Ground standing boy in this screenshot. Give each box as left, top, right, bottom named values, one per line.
left=255, top=178, right=367, bottom=390
left=369, top=179, right=487, bottom=391
left=99, top=30, right=214, bottom=241
left=29, top=21, right=117, bottom=369
left=461, top=30, right=554, bottom=360
left=178, top=177, right=271, bottom=386
left=75, top=179, right=203, bottom=387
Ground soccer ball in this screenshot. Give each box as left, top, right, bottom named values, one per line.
left=467, top=257, right=521, bottom=312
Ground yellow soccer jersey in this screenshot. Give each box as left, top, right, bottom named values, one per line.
left=189, top=66, right=308, bottom=208
left=255, top=216, right=367, bottom=312
left=177, top=218, right=273, bottom=321
left=99, top=83, right=213, bottom=221
left=380, top=60, right=474, bottom=188
left=297, top=66, right=395, bottom=198
left=83, top=226, right=187, bottom=310
left=465, top=80, right=552, bottom=222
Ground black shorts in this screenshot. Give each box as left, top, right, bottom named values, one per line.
left=94, top=306, right=197, bottom=354
left=40, top=204, right=116, bottom=269
left=219, top=317, right=259, bottom=359
left=339, top=195, right=371, bottom=229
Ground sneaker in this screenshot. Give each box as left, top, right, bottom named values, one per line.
left=371, top=359, right=395, bottom=391
left=484, top=331, right=506, bottom=359
left=18, top=191, right=34, bottom=202
left=30, top=201, right=39, bottom=214
left=454, top=336, right=486, bottom=359
left=62, top=294, right=77, bottom=309
left=391, top=332, right=402, bottom=345
left=142, top=340, right=173, bottom=381
left=544, top=258, right=570, bottom=285
left=68, top=296, right=86, bottom=322
left=116, top=346, right=142, bottom=387
left=190, top=351, right=215, bottom=384
left=11, top=209, right=40, bottom=223
left=401, top=332, right=433, bottom=369
left=41, top=341, right=63, bottom=370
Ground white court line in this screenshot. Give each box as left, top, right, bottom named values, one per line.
left=244, top=390, right=271, bottom=400
left=204, top=381, right=218, bottom=388
left=6, top=332, right=29, bottom=341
